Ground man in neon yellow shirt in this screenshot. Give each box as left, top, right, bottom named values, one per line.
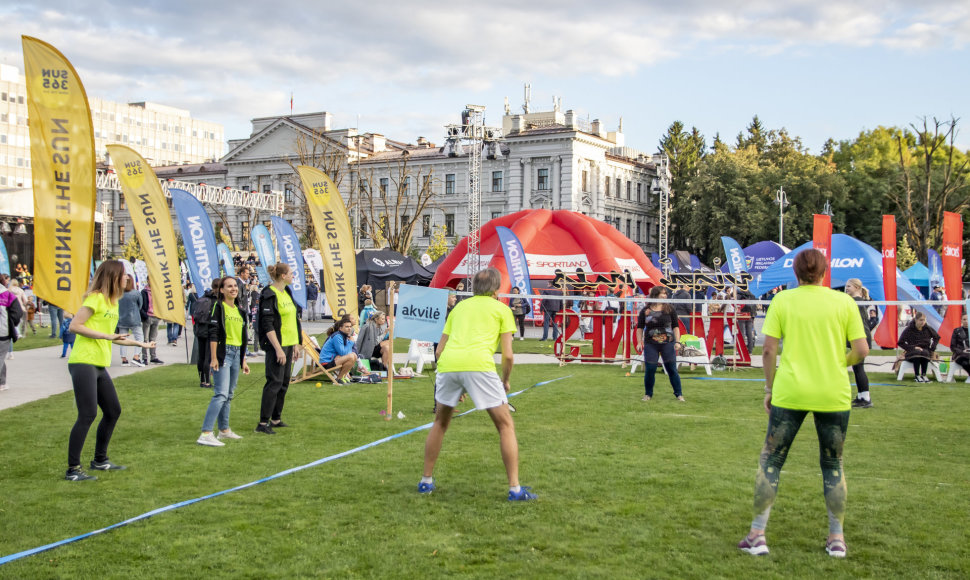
left=418, top=268, right=536, bottom=501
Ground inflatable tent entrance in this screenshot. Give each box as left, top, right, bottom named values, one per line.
left=430, top=209, right=664, bottom=293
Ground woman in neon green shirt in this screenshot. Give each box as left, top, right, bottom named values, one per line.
left=65, top=261, right=155, bottom=482
left=255, top=263, right=302, bottom=435
left=738, top=249, right=869, bottom=558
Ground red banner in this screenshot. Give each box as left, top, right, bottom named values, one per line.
left=937, top=211, right=964, bottom=347
left=874, top=215, right=898, bottom=348
left=812, top=214, right=832, bottom=288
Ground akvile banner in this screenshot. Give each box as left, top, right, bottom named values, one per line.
left=170, top=188, right=219, bottom=295
left=22, top=36, right=96, bottom=314
left=302, top=248, right=323, bottom=287
left=812, top=214, right=833, bottom=288
left=107, top=145, right=184, bottom=324
left=938, top=211, right=963, bottom=347
left=217, top=242, right=235, bottom=278
left=250, top=224, right=275, bottom=286
left=270, top=216, right=307, bottom=309
left=496, top=226, right=533, bottom=295
left=395, top=283, right=450, bottom=342
left=296, top=165, right=357, bottom=321
left=720, top=236, right=748, bottom=275
left=874, top=215, right=898, bottom=349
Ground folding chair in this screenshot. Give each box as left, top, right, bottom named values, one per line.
left=405, top=340, right=437, bottom=374
left=944, top=357, right=970, bottom=383
left=290, top=331, right=339, bottom=384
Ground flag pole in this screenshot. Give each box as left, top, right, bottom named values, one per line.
left=385, top=281, right=396, bottom=421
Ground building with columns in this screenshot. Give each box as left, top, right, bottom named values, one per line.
left=100, top=98, right=664, bottom=259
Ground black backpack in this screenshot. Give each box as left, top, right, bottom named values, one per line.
left=192, top=293, right=215, bottom=337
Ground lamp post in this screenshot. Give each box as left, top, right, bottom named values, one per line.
left=775, top=186, right=789, bottom=247
left=821, top=199, right=833, bottom=217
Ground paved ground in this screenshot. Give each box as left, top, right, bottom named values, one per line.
left=0, top=316, right=935, bottom=411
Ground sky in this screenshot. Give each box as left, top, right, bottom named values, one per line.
left=2, top=0, right=969, bottom=155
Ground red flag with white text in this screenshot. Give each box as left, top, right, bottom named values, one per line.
left=812, top=214, right=832, bottom=288
left=874, top=215, right=898, bottom=348
left=937, top=211, right=963, bottom=347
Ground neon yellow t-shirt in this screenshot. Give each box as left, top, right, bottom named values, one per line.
left=762, top=285, right=866, bottom=412
left=223, top=304, right=244, bottom=347
left=69, top=293, right=120, bottom=367
left=270, top=286, right=298, bottom=347
left=437, top=295, right=516, bottom=373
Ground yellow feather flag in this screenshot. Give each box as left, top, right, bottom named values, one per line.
left=106, top=145, right=185, bottom=325
left=295, top=166, right=358, bottom=321
left=22, top=36, right=95, bottom=314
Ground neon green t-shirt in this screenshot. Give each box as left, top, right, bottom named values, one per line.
left=762, top=285, right=866, bottom=412
left=69, top=292, right=120, bottom=367
left=437, top=295, right=516, bottom=373
left=223, top=304, right=244, bottom=347
left=270, top=286, right=298, bottom=347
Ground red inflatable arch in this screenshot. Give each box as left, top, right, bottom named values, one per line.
left=430, top=209, right=664, bottom=292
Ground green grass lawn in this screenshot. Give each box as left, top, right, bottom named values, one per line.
left=11, top=332, right=61, bottom=351
left=0, top=364, right=967, bottom=577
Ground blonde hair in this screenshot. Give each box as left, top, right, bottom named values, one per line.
left=846, top=278, right=869, bottom=300
left=266, top=262, right=291, bottom=283
left=84, top=260, right=126, bottom=304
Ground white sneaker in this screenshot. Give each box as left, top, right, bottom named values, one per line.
left=519, top=337, right=524, bottom=341
left=0, top=384, right=8, bottom=391
left=217, top=429, right=243, bottom=440
left=196, top=432, right=225, bottom=447
left=130, top=358, right=145, bottom=367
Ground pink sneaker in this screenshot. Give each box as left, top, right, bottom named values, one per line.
left=738, top=534, right=769, bottom=556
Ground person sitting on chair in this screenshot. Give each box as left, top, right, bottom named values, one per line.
left=320, top=314, right=358, bottom=384
left=355, top=310, right=395, bottom=375
left=898, top=311, right=940, bottom=383
left=949, top=312, right=970, bottom=383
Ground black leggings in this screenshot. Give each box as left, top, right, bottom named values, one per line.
left=67, top=364, right=122, bottom=468
left=912, top=358, right=929, bottom=376
left=515, top=314, right=526, bottom=338
left=851, top=363, right=869, bottom=393
left=196, top=333, right=212, bottom=385
left=260, top=346, right=293, bottom=423
left=751, top=406, right=849, bottom=534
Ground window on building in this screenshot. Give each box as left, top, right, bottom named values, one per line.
left=537, top=168, right=550, bottom=190
left=0, top=92, right=6, bottom=101
left=263, top=184, right=271, bottom=193
left=422, top=214, right=431, bottom=237
left=637, top=182, right=642, bottom=202
left=615, top=178, right=621, bottom=198
left=0, top=113, right=7, bottom=122
left=491, top=212, right=502, bottom=220
left=284, top=184, right=294, bottom=203
left=492, top=171, right=503, bottom=192
left=445, top=213, right=455, bottom=236
left=242, top=221, right=250, bottom=247
left=403, top=176, right=411, bottom=195
left=423, top=175, right=432, bottom=192
left=626, top=181, right=632, bottom=200
left=445, top=173, right=456, bottom=194
left=605, top=177, right=611, bottom=197
left=118, top=225, right=126, bottom=244
left=379, top=178, right=388, bottom=194
left=582, top=170, right=589, bottom=192
left=636, top=221, right=641, bottom=242
left=626, top=219, right=632, bottom=238
left=359, top=178, right=369, bottom=194
left=118, top=194, right=126, bottom=211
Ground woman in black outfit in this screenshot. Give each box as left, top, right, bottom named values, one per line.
left=949, top=312, right=970, bottom=382
left=637, top=285, right=684, bottom=402
left=508, top=286, right=531, bottom=340
left=256, top=263, right=302, bottom=434
left=845, top=279, right=873, bottom=407
left=898, top=311, right=940, bottom=383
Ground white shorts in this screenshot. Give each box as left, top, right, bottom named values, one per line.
left=435, top=371, right=508, bottom=410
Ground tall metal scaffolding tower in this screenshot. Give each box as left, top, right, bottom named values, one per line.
left=652, top=154, right=672, bottom=277
left=444, top=105, right=502, bottom=289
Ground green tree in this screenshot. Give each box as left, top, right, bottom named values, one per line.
left=661, top=121, right=706, bottom=249
left=122, top=236, right=142, bottom=260
left=897, top=234, right=918, bottom=271
left=426, top=224, right=450, bottom=260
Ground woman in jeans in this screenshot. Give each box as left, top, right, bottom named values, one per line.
left=65, top=261, right=155, bottom=481
left=738, top=249, right=868, bottom=558
left=508, top=286, right=531, bottom=340
left=197, top=276, right=250, bottom=446
left=636, top=285, right=683, bottom=402
left=117, top=277, right=145, bottom=366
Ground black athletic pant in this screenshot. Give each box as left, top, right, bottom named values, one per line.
left=260, top=346, right=293, bottom=423
left=913, top=358, right=929, bottom=376
left=67, top=364, right=122, bottom=467
left=515, top=314, right=526, bottom=338
left=196, top=333, right=211, bottom=385
left=851, top=363, right=869, bottom=393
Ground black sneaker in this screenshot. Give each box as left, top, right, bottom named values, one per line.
left=150, top=358, right=164, bottom=365
left=65, top=466, right=97, bottom=481
left=90, top=459, right=127, bottom=470
left=255, top=423, right=276, bottom=435
left=270, top=421, right=289, bottom=428
left=852, top=397, right=873, bottom=408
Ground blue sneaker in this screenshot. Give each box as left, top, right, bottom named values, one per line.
left=508, top=486, right=537, bottom=501
left=417, top=480, right=436, bottom=494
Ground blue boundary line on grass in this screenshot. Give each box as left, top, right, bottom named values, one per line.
left=0, top=375, right=571, bottom=567
left=688, top=377, right=900, bottom=386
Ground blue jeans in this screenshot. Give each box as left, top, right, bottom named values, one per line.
left=202, top=345, right=241, bottom=432
left=48, top=305, right=64, bottom=338
left=541, top=310, right=560, bottom=340
left=167, top=322, right=181, bottom=343
left=643, top=341, right=682, bottom=398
